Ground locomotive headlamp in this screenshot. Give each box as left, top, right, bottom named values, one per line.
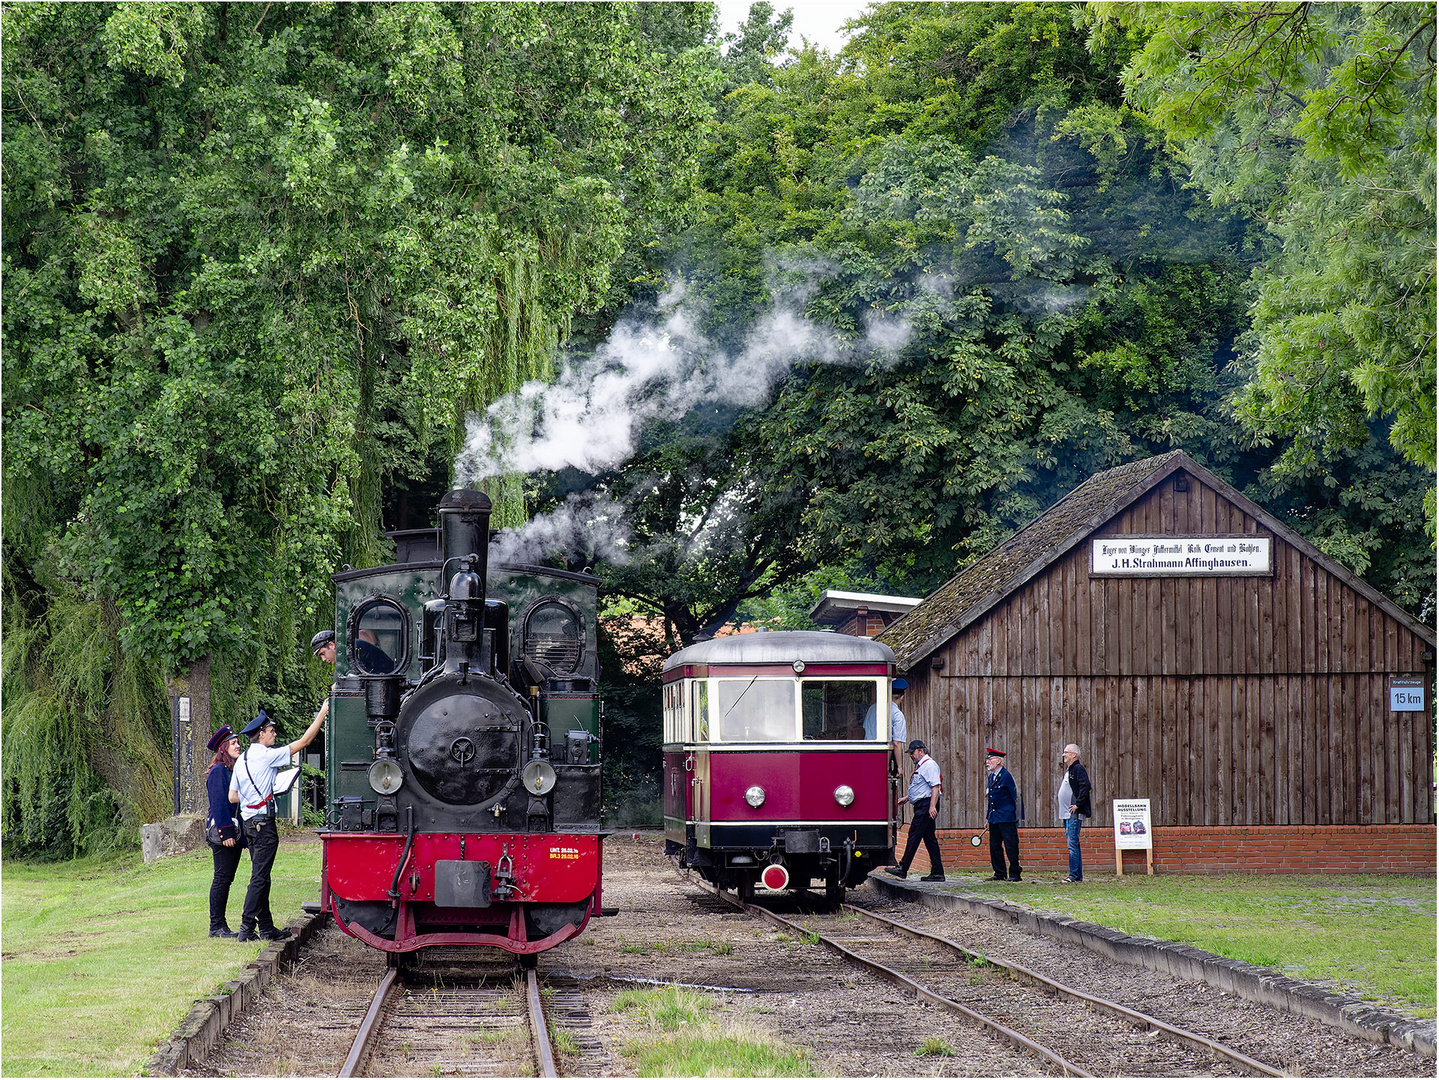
left=833, top=784, right=855, bottom=807
left=369, top=758, right=403, bottom=795
left=522, top=759, right=557, bottom=796
left=744, top=785, right=766, bottom=808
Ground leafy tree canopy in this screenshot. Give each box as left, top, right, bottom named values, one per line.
left=1094, top=2, right=1436, bottom=525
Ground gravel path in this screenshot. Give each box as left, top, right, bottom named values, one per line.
left=184, top=831, right=1434, bottom=1077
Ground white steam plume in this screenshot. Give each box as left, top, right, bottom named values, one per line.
left=455, top=278, right=909, bottom=486
left=489, top=492, right=630, bottom=568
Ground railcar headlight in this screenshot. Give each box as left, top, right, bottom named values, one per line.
left=833, top=784, right=855, bottom=807
left=369, top=758, right=403, bottom=795
left=744, top=785, right=766, bottom=808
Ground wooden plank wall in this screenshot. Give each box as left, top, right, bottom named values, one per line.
left=921, top=476, right=1435, bottom=831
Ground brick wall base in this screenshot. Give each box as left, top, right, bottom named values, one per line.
left=893, top=823, right=1437, bottom=876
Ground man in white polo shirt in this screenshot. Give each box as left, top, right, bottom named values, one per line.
left=229, top=701, right=327, bottom=942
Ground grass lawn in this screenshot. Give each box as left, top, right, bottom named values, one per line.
left=946, top=871, right=1437, bottom=1017
left=1, top=830, right=322, bottom=1077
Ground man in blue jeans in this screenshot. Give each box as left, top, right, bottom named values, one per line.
left=1057, top=743, right=1092, bottom=882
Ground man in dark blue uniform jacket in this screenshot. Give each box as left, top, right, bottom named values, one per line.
left=985, top=747, right=1022, bottom=881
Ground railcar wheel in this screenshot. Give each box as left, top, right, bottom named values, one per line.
left=737, top=874, right=755, bottom=904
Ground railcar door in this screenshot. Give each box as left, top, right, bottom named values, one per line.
left=693, top=677, right=711, bottom=848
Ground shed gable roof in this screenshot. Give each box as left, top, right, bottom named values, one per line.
left=877, top=451, right=1435, bottom=670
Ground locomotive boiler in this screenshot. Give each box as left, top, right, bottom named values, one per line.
left=318, top=488, right=607, bottom=962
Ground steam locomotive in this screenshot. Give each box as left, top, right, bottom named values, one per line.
left=318, top=489, right=607, bottom=962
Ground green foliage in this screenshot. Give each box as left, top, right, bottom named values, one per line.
left=1099, top=3, right=1437, bottom=522
left=3, top=2, right=716, bottom=851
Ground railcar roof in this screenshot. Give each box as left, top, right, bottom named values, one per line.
left=662, top=630, right=895, bottom=672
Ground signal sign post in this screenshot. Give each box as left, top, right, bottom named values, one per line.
left=1113, top=798, right=1154, bottom=876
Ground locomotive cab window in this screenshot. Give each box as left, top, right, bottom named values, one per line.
left=801, top=680, right=878, bottom=741
left=522, top=598, right=584, bottom=675
left=717, top=679, right=795, bottom=743
left=348, top=597, right=408, bottom=676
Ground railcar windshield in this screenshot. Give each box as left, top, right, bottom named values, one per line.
left=802, top=680, right=877, bottom=740
left=717, top=679, right=795, bottom=742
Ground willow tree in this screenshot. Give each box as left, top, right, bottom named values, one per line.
left=2, top=1, right=715, bottom=853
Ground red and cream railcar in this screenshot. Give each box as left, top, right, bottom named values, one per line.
left=662, top=631, right=899, bottom=903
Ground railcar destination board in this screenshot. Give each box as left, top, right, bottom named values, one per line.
left=1091, top=535, right=1272, bottom=577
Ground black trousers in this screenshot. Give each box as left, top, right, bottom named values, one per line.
left=899, top=798, right=943, bottom=875
left=208, top=840, right=245, bottom=931
left=240, top=813, right=280, bottom=932
left=990, top=819, right=1021, bottom=879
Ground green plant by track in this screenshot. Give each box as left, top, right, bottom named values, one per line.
left=2, top=833, right=323, bottom=1076
left=960, top=872, right=1436, bottom=1016
left=613, top=985, right=816, bottom=1077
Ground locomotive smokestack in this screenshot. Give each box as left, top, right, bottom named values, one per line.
left=438, top=487, right=492, bottom=595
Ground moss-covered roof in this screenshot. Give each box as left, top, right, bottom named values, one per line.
left=878, top=450, right=1436, bottom=670
left=877, top=452, right=1190, bottom=670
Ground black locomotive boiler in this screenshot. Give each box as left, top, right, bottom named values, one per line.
left=318, top=488, right=607, bottom=961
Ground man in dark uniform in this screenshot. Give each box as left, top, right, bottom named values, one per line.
left=229, top=703, right=327, bottom=942
left=985, top=747, right=1022, bottom=881
left=311, top=628, right=393, bottom=674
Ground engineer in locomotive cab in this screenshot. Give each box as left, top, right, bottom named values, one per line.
left=310, top=628, right=393, bottom=677
left=229, top=701, right=328, bottom=943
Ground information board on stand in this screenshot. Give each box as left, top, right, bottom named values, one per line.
left=1113, top=798, right=1154, bottom=876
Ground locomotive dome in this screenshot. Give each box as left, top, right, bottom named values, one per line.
left=662, top=629, right=895, bottom=672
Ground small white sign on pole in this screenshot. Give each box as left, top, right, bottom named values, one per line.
left=1113, top=798, right=1154, bottom=876
left=1389, top=678, right=1426, bottom=712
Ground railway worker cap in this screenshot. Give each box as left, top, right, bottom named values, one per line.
left=206, top=724, right=235, bottom=752
left=241, top=708, right=274, bottom=738
left=893, top=678, right=908, bottom=693
left=908, top=739, right=927, bottom=752
left=309, top=629, right=336, bottom=654
left=985, top=747, right=1006, bottom=758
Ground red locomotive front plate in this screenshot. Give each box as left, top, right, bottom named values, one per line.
left=322, top=832, right=600, bottom=904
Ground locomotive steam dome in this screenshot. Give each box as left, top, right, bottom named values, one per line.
left=400, top=676, right=527, bottom=806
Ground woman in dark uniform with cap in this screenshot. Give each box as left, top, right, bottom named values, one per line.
left=204, top=725, right=245, bottom=938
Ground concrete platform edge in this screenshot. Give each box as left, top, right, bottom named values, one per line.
left=867, top=874, right=1436, bottom=1060
left=144, top=912, right=329, bottom=1076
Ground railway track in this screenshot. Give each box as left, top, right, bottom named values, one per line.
left=697, top=880, right=1288, bottom=1078
left=339, top=964, right=599, bottom=1078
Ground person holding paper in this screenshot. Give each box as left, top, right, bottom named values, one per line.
left=229, top=701, right=328, bottom=943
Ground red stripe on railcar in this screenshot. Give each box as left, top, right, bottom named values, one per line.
left=660, top=663, right=890, bottom=682
left=706, top=750, right=889, bottom=820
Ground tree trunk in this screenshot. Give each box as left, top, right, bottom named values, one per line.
left=164, top=654, right=212, bottom=816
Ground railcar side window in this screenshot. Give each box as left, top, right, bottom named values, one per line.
left=801, top=680, right=876, bottom=740
left=694, top=681, right=709, bottom=741
left=717, top=679, right=795, bottom=742
left=664, top=681, right=683, bottom=742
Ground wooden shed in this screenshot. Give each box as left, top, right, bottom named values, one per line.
left=878, top=451, right=1436, bottom=874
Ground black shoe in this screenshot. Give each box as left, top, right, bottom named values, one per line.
left=209, top=926, right=238, bottom=939
left=1008, top=875, right=1022, bottom=882
left=258, top=927, right=292, bottom=942
left=236, top=926, right=259, bottom=942
left=989, top=874, right=1006, bottom=881
left=920, top=874, right=945, bottom=882
left=883, top=867, right=907, bottom=879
